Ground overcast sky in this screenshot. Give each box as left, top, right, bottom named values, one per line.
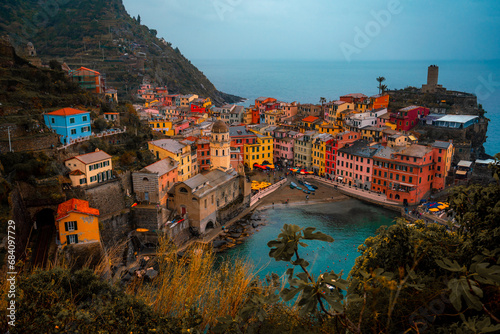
left=122, top=0, right=500, bottom=61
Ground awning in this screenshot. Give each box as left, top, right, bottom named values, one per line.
left=456, top=170, right=467, bottom=175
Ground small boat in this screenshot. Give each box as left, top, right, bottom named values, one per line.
left=290, top=182, right=297, bottom=189
left=296, top=186, right=302, bottom=191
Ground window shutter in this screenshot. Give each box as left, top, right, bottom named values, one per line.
left=74, top=221, right=78, bottom=231
left=66, top=235, right=70, bottom=244
left=65, top=221, right=68, bottom=231
left=75, top=235, right=78, bottom=244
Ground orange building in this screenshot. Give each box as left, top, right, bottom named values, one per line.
left=70, top=67, right=105, bottom=94
left=371, top=94, right=390, bottom=109
left=55, top=199, right=100, bottom=248
left=371, top=144, right=447, bottom=205
left=431, top=141, right=454, bottom=190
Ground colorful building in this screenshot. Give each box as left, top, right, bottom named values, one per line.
left=69, top=67, right=105, bottom=94
left=149, top=119, right=174, bottom=136
left=431, top=141, right=454, bottom=190
left=389, top=106, right=430, bottom=132
left=132, top=157, right=178, bottom=206
left=325, top=131, right=361, bottom=179
left=244, top=131, right=274, bottom=170
left=294, top=131, right=316, bottom=169
left=44, top=108, right=92, bottom=145
left=311, top=133, right=333, bottom=176
left=148, top=139, right=192, bottom=181
left=65, top=149, right=113, bottom=187
left=336, top=140, right=381, bottom=188
left=371, top=144, right=444, bottom=205
left=55, top=199, right=100, bottom=248
left=229, top=126, right=257, bottom=168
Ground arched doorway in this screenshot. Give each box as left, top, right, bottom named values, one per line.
left=206, top=221, right=215, bottom=230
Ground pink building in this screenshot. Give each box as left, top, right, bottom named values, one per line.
left=174, top=120, right=190, bottom=135
left=274, top=137, right=294, bottom=164
left=325, top=131, right=361, bottom=179
left=336, top=139, right=382, bottom=188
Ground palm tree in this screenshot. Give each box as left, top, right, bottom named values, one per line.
left=376, top=76, right=386, bottom=95
left=380, top=84, right=388, bottom=95
left=319, top=97, right=326, bottom=120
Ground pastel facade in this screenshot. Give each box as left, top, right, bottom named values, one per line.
left=132, top=157, right=178, bottom=206
left=294, top=131, right=316, bottom=169
left=65, top=150, right=113, bottom=187
left=325, top=131, right=361, bottom=179
left=371, top=144, right=445, bottom=205
left=148, top=139, right=192, bottom=181
left=44, top=108, right=92, bottom=145
left=244, top=132, right=274, bottom=169
left=336, top=140, right=381, bottom=188
left=56, top=199, right=100, bottom=248
left=312, top=133, right=333, bottom=176
left=149, top=119, right=174, bottom=136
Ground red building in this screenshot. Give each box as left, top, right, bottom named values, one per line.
left=325, top=131, right=361, bottom=179
left=371, top=144, right=447, bottom=205
left=229, top=125, right=257, bottom=165
left=192, top=138, right=210, bottom=171
left=389, top=106, right=429, bottom=132
left=190, top=104, right=206, bottom=113
left=163, top=95, right=179, bottom=107
left=339, top=93, right=367, bottom=104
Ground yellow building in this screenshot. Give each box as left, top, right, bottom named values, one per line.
left=328, top=101, right=355, bottom=124
left=319, top=123, right=342, bottom=135
left=311, top=134, right=333, bottom=176
left=359, top=126, right=384, bottom=142
left=149, top=119, right=174, bottom=136
left=145, top=99, right=159, bottom=108
left=56, top=198, right=100, bottom=248
left=179, top=94, right=198, bottom=107
left=149, top=139, right=192, bottom=181
left=65, top=149, right=113, bottom=187
left=264, top=110, right=284, bottom=126
left=244, top=131, right=274, bottom=169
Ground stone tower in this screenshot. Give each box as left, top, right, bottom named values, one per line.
left=422, top=65, right=445, bottom=93
left=427, top=65, right=439, bottom=86
left=210, top=120, right=231, bottom=171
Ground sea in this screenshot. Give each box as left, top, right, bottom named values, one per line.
left=194, top=59, right=500, bottom=156
left=217, top=200, right=398, bottom=280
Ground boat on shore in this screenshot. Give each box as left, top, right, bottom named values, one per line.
left=290, top=182, right=297, bottom=189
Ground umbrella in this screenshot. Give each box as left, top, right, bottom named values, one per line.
left=429, top=208, right=439, bottom=212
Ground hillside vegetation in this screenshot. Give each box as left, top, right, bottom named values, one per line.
left=0, top=0, right=241, bottom=105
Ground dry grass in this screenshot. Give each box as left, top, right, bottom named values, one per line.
left=133, top=237, right=259, bottom=329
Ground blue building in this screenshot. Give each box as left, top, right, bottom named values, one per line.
left=44, top=108, right=92, bottom=144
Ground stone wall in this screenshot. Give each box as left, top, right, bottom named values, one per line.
left=131, top=207, right=161, bottom=231
left=99, top=212, right=130, bottom=247
left=0, top=133, right=59, bottom=153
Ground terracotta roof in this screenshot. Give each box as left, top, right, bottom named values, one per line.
left=75, top=66, right=100, bottom=75
left=302, top=116, right=319, bottom=123
left=46, top=108, right=88, bottom=116
left=66, top=150, right=112, bottom=165
left=56, top=198, right=99, bottom=220
left=69, top=169, right=85, bottom=176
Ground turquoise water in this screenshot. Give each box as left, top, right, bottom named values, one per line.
left=195, top=59, right=500, bottom=156
left=218, top=200, right=398, bottom=280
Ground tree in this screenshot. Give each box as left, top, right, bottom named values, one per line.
left=137, top=14, right=141, bottom=25
left=489, top=153, right=500, bottom=182
left=376, top=76, right=386, bottom=95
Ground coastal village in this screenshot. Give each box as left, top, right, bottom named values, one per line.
left=1, top=40, right=495, bottom=276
